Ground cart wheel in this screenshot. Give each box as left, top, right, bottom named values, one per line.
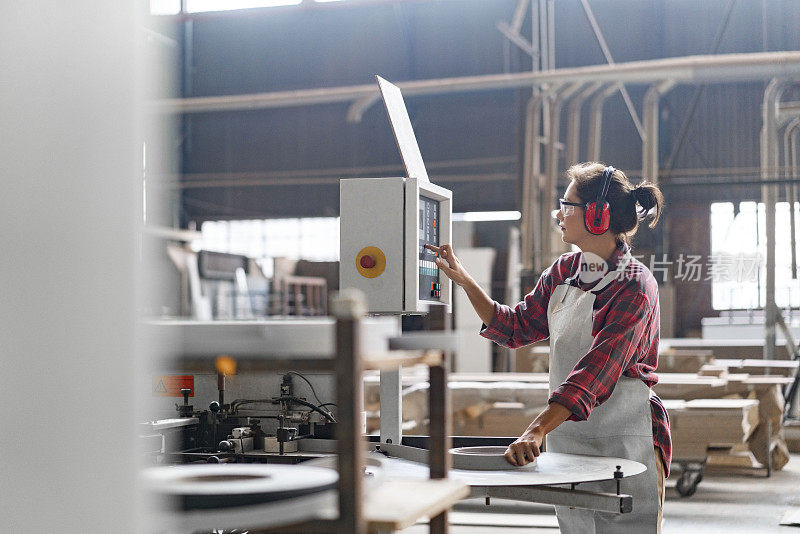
left=676, top=470, right=701, bottom=497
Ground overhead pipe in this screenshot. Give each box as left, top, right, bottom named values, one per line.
left=579, top=0, right=644, bottom=140
left=151, top=52, right=800, bottom=115
left=784, top=117, right=800, bottom=280
left=663, top=0, right=738, bottom=170
left=642, top=80, right=676, bottom=184
left=497, top=22, right=536, bottom=57
left=792, top=123, right=800, bottom=280
left=530, top=0, right=540, bottom=68
left=538, top=0, right=549, bottom=71
left=761, top=79, right=793, bottom=360
left=778, top=101, right=800, bottom=123
left=546, top=0, right=555, bottom=71
left=566, top=82, right=603, bottom=165
left=521, top=84, right=561, bottom=272
left=496, top=0, right=537, bottom=58
left=642, top=80, right=676, bottom=303
left=519, top=0, right=541, bottom=272
left=587, top=83, right=621, bottom=162
left=520, top=96, right=539, bottom=272
left=346, top=94, right=380, bottom=123
left=541, top=83, right=584, bottom=267
left=510, top=0, right=531, bottom=34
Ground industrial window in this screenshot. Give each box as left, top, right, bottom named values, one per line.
left=710, top=201, right=800, bottom=310
left=196, top=218, right=339, bottom=278
left=149, top=0, right=180, bottom=15
left=150, top=0, right=344, bottom=15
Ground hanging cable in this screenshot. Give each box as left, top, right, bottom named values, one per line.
left=230, top=397, right=337, bottom=423
left=283, top=371, right=326, bottom=405
left=272, top=396, right=337, bottom=423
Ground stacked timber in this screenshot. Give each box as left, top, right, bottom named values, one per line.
left=653, top=352, right=796, bottom=471
left=363, top=371, right=551, bottom=436
left=662, top=399, right=760, bottom=464
left=363, top=342, right=797, bottom=471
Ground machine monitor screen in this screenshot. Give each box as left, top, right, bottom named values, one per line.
left=376, top=75, right=430, bottom=183
left=418, top=195, right=441, bottom=302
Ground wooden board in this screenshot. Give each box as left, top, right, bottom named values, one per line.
left=652, top=374, right=728, bottom=400
left=664, top=398, right=760, bottom=448
left=364, top=350, right=443, bottom=370
left=658, top=349, right=716, bottom=373
left=714, top=358, right=798, bottom=377
left=419, top=511, right=559, bottom=528
left=364, top=479, right=469, bottom=531
left=660, top=338, right=794, bottom=360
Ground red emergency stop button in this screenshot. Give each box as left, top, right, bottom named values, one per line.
left=360, top=255, right=376, bottom=269
left=356, top=246, right=386, bottom=278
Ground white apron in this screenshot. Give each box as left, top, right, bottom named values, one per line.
left=546, top=252, right=659, bottom=534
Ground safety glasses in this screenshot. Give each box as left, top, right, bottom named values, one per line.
left=559, top=198, right=584, bottom=216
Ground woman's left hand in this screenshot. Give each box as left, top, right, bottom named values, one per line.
left=504, top=428, right=544, bottom=466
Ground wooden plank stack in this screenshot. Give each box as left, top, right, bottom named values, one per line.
left=663, top=399, right=760, bottom=462
left=653, top=346, right=796, bottom=471
left=364, top=340, right=797, bottom=471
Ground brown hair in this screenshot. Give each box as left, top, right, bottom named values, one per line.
left=565, top=162, right=664, bottom=243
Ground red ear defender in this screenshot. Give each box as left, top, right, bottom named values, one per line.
left=584, top=201, right=611, bottom=234
left=583, top=166, right=615, bottom=235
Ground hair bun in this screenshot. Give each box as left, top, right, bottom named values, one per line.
left=633, top=185, right=655, bottom=211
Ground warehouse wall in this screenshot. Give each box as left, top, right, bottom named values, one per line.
left=160, top=0, right=800, bottom=222
left=147, top=0, right=800, bottom=335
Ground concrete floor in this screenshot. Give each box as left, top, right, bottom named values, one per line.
left=405, top=454, right=800, bottom=534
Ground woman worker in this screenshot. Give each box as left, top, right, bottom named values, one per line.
left=427, top=162, right=670, bottom=534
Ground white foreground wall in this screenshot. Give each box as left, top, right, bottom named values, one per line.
left=0, top=2, right=140, bottom=531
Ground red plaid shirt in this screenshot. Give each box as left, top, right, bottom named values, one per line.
left=480, top=242, right=671, bottom=475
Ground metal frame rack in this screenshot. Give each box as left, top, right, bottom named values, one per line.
left=374, top=326, right=641, bottom=516
left=151, top=292, right=467, bottom=534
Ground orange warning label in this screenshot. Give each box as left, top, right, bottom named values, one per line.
left=152, top=375, right=194, bottom=397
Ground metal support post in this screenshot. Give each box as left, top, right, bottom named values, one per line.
left=379, top=368, right=402, bottom=445
left=427, top=304, right=452, bottom=534
left=334, top=295, right=366, bottom=534
left=428, top=364, right=451, bottom=534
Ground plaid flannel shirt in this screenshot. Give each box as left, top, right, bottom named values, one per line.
left=480, top=242, right=672, bottom=475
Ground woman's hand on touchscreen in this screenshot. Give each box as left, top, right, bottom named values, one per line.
left=425, top=244, right=471, bottom=287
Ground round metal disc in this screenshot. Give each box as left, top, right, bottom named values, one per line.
left=141, top=464, right=338, bottom=510
left=371, top=450, right=646, bottom=487
left=450, top=446, right=537, bottom=471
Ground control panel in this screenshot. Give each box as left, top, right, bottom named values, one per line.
left=418, top=196, right=442, bottom=301
left=340, top=177, right=452, bottom=314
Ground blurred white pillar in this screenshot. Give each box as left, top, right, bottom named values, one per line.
left=0, top=2, right=140, bottom=532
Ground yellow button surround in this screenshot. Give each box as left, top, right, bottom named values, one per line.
left=356, top=246, right=386, bottom=278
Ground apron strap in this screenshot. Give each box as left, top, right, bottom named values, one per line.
left=557, top=251, right=632, bottom=302
left=590, top=252, right=632, bottom=293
